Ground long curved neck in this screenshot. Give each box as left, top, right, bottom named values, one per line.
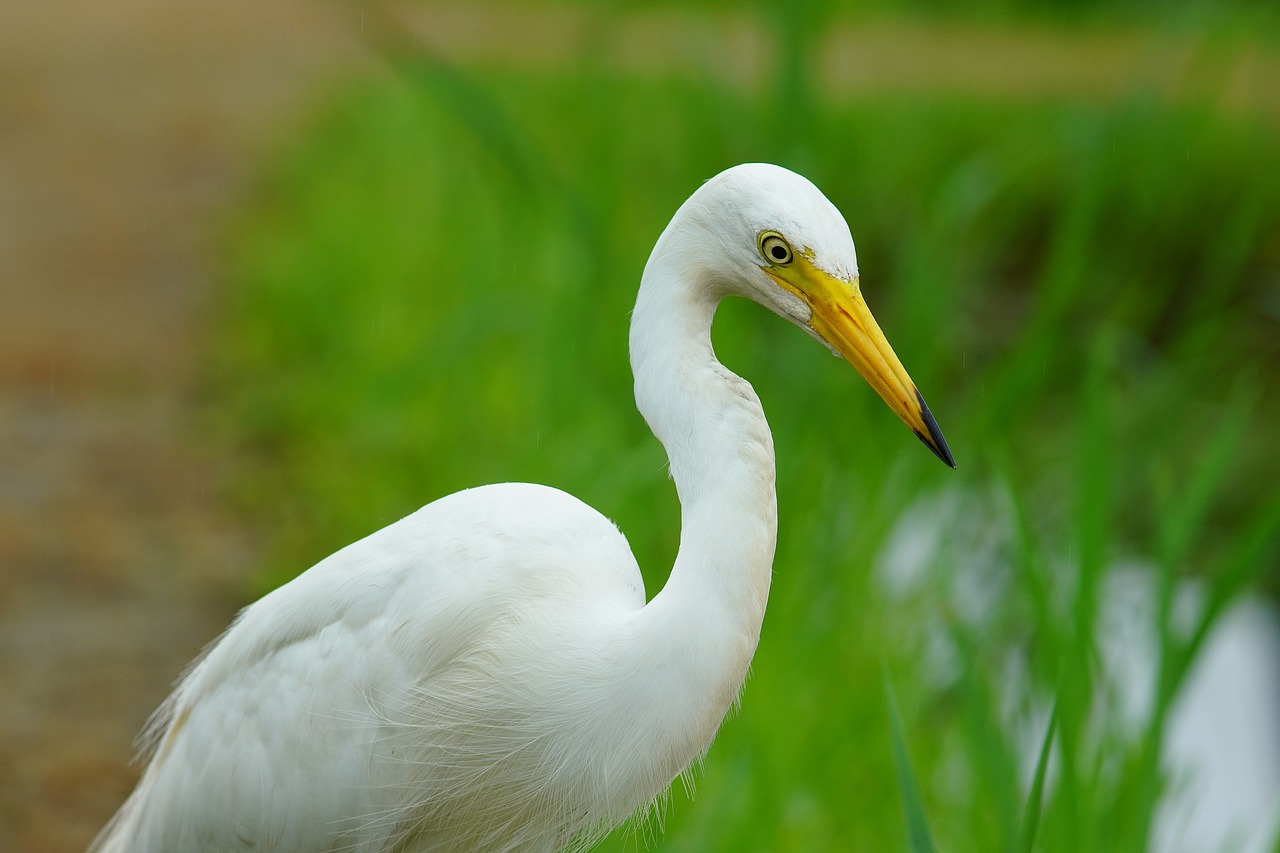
left=629, top=246, right=777, bottom=693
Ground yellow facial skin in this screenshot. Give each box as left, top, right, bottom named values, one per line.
left=758, top=231, right=955, bottom=468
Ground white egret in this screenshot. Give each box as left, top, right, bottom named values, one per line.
left=94, top=163, right=953, bottom=853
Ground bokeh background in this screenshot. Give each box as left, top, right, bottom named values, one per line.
left=2, top=0, right=1278, bottom=850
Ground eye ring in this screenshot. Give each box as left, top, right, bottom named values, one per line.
left=759, top=232, right=794, bottom=266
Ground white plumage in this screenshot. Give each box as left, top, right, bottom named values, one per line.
left=95, top=163, right=952, bottom=852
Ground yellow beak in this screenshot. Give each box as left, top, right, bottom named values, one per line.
left=765, top=261, right=955, bottom=468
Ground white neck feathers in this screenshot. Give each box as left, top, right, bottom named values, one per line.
left=629, top=232, right=778, bottom=698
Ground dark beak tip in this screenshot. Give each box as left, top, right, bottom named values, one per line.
left=915, top=389, right=956, bottom=470
left=933, top=440, right=958, bottom=470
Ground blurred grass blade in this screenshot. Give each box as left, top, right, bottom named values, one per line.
left=1177, top=490, right=1280, bottom=683
left=359, top=3, right=541, bottom=193
left=948, top=615, right=1021, bottom=841
left=1156, top=383, right=1255, bottom=568
left=1156, top=384, right=1279, bottom=695
left=1016, top=702, right=1058, bottom=853
left=885, top=672, right=938, bottom=853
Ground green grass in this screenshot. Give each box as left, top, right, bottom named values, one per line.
left=206, top=23, right=1280, bottom=852
left=886, top=671, right=940, bottom=853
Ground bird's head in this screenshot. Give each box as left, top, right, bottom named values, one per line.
left=672, top=163, right=954, bottom=468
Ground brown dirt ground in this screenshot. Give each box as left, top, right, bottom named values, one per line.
left=0, top=1, right=361, bottom=848
left=1, top=2, right=1275, bottom=850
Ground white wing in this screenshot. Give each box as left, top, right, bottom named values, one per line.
left=93, top=483, right=646, bottom=853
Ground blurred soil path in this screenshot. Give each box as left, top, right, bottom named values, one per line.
left=393, top=4, right=1280, bottom=120
left=0, top=1, right=363, bottom=848
left=1, top=2, right=1275, bottom=850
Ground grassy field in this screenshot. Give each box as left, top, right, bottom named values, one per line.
left=206, top=7, right=1280, bottom=851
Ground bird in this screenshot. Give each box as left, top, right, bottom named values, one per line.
left=93, top=163, right=954, bottom=853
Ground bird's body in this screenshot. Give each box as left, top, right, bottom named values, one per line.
left=102, top=485, right=699, bottom=851
left=95, top=164, right=951, bottom=852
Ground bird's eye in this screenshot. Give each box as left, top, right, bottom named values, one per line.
left=759, top=232, right=793, bottom=266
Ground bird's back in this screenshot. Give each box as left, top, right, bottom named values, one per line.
left=94, top=483, right=648, bottom=853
